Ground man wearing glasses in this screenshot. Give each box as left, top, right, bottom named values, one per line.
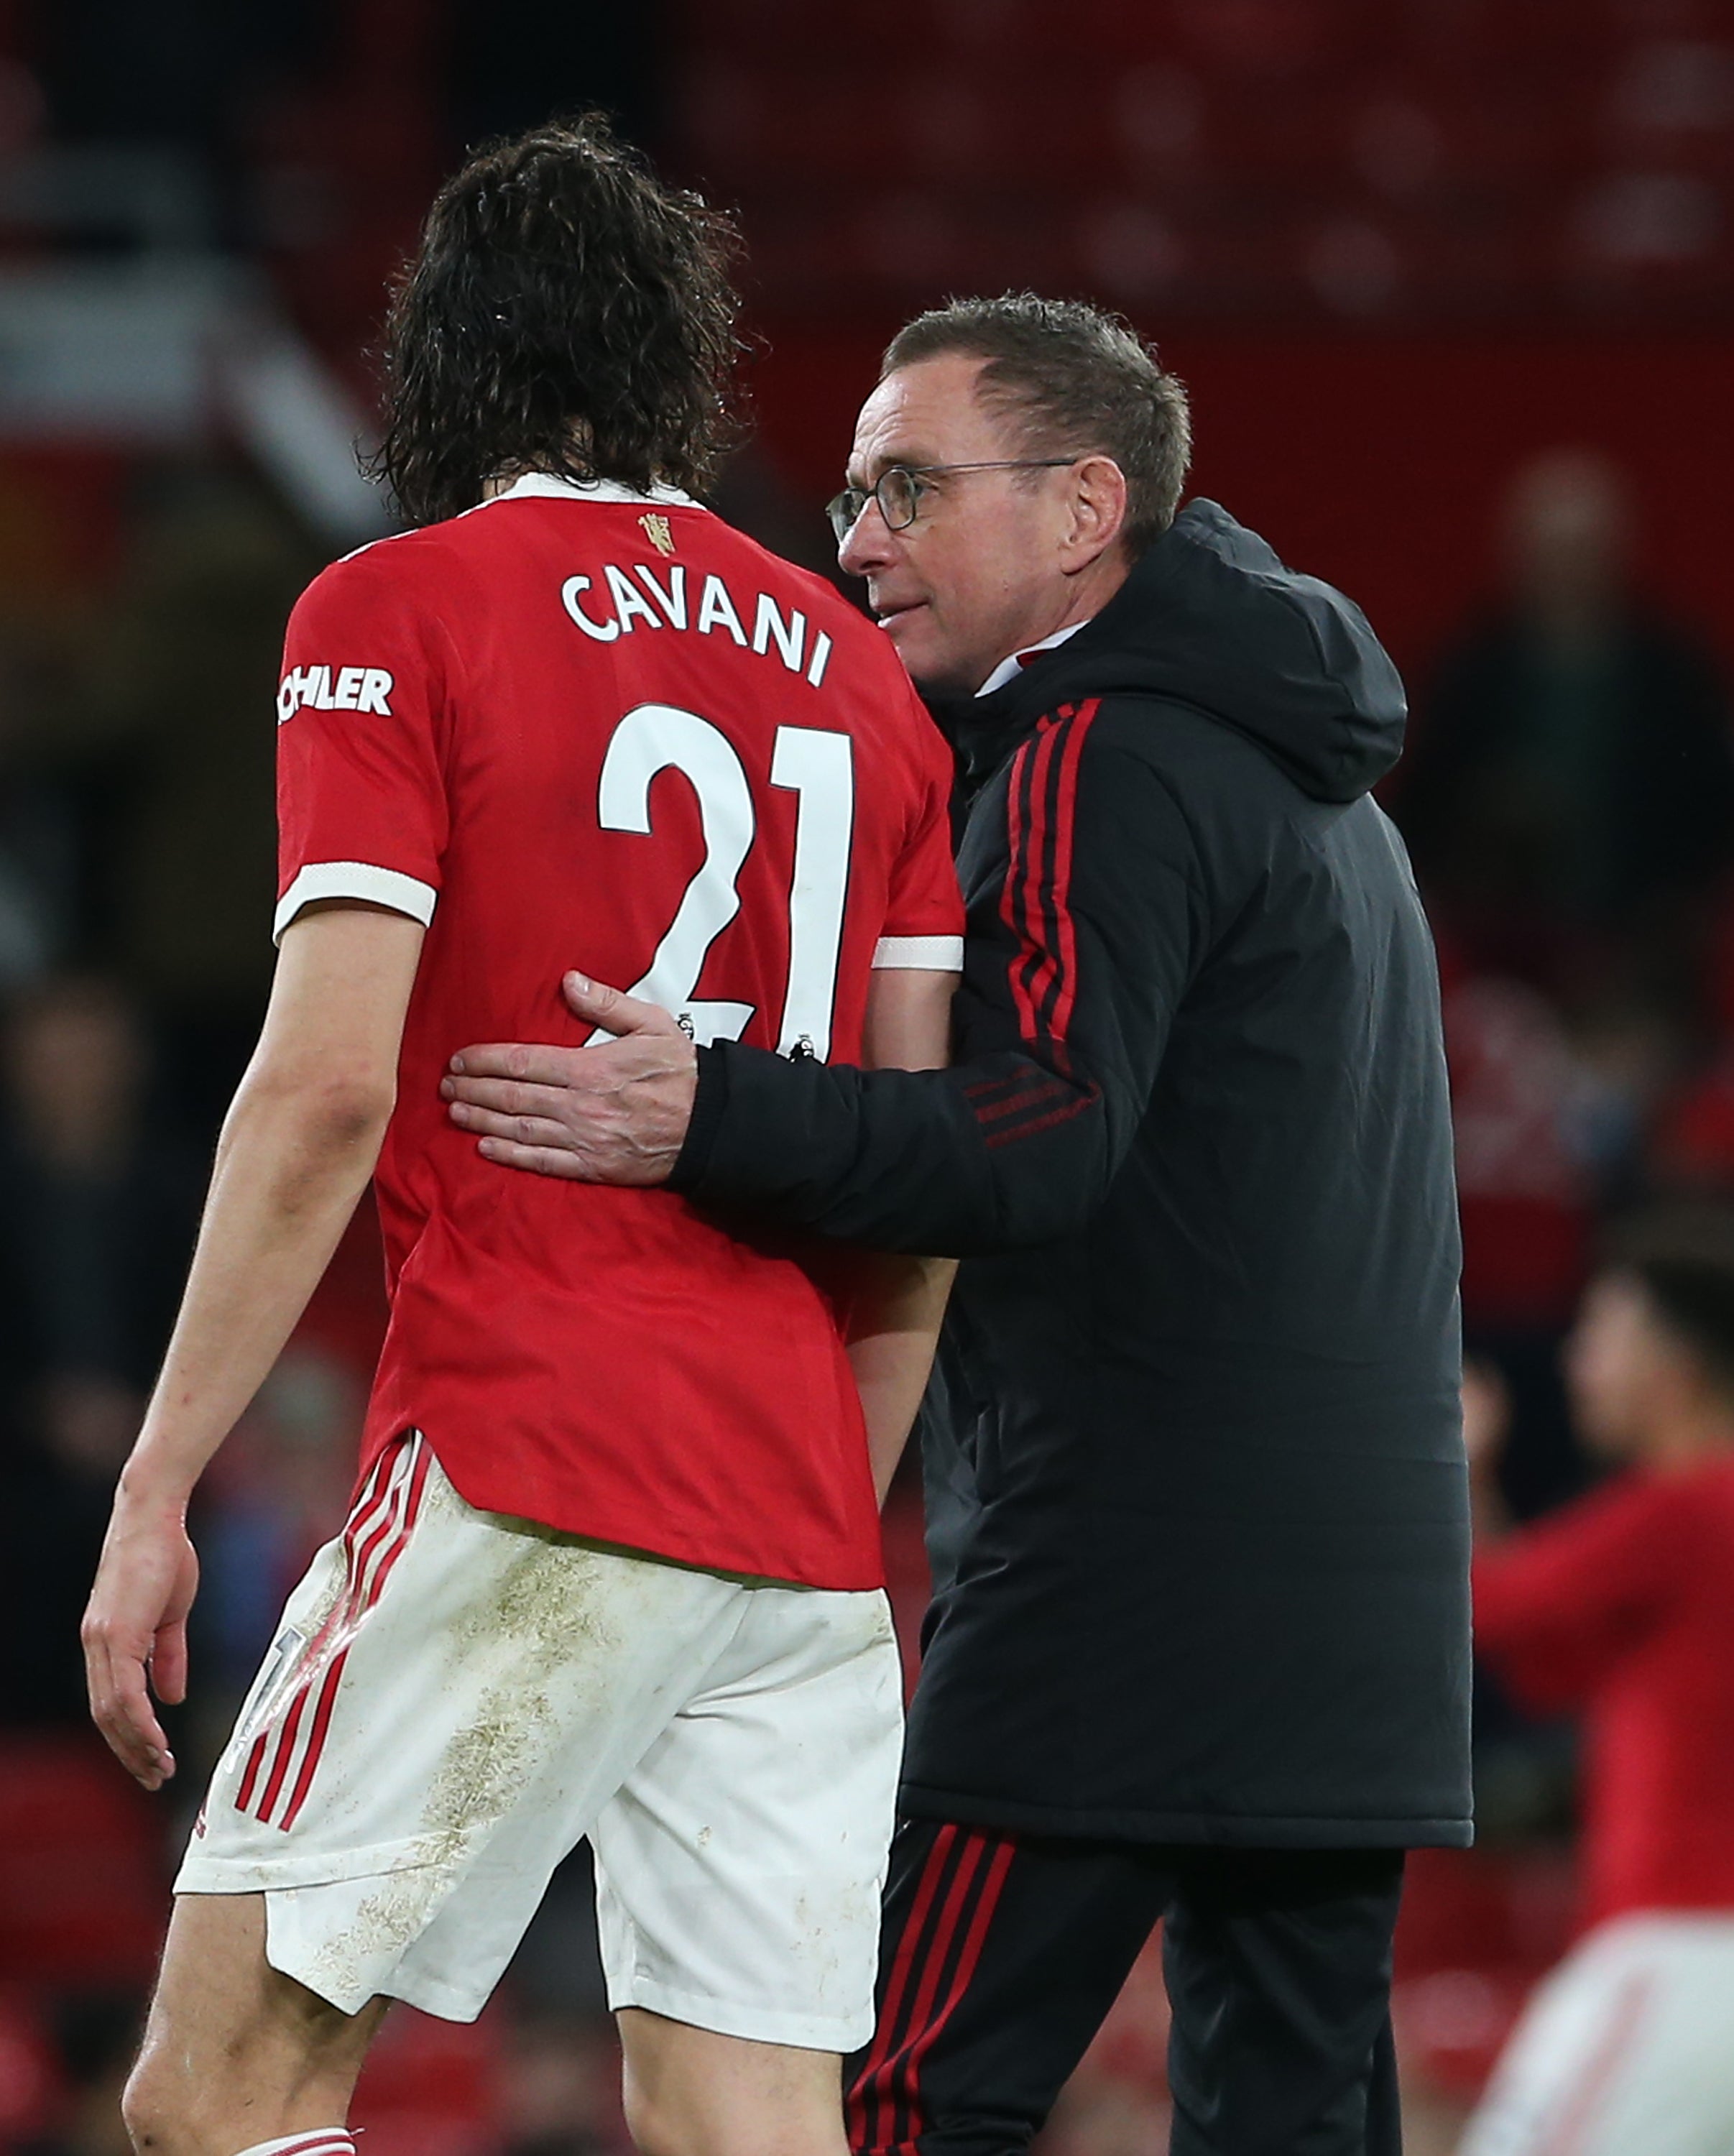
left=445, top=295, right=1471, bottom=2155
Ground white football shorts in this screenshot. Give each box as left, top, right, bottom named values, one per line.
left=177, top=1430, right=904, bottom=2048
left=1459, top=1912, right=1734, bottom=2156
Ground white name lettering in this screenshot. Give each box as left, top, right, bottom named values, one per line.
left=752, top=593, right=806, bottom=673
left=604, top=563, right=662, bottom=632
left=634, top=561, right=688, bottom=629
left=277, top=663, right=395, bottom=723
left=562, top=575, right=620, bottom=641
left=559, top=565, right=833, bottom=685
left=696, top=573, right=747, bottom=645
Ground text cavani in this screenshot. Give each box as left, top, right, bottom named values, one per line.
left=561, top=561, right=835, bottom=688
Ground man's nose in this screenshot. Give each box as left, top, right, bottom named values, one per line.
left=837, top=498, right=895, bottom=579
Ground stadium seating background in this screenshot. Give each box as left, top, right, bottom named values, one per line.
left=0, top=3, right=1730, bottom=2150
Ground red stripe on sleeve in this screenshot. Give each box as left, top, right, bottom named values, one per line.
left=998, top=737, right=1038, bottom=1039
left=996, top=701, right=1101, bottom=1051
left=1009, top=717, right=1064, bottom=1039
left=1013, top=709, right=1071, bottom=1032
left=1046, top=699, right=1100, bottom=1042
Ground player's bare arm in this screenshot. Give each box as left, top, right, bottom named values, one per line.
left=83, top=903, right=423, bottom=1790
left=847, top=966, right=958, bottom=1498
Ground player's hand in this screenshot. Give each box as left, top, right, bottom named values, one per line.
left=82, top=1489, right=199, bottom=1790
left=443, top=972, right=698, bottom=1184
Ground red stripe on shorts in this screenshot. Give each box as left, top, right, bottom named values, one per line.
left=277, top=1437, right=432, bottom=1830
left=235, top=1432, right=426, bottom=1829
left=245, top=1444, right=407, bottom=1823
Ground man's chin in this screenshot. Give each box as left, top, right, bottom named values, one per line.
left=880, top=609, right=978, bottom=696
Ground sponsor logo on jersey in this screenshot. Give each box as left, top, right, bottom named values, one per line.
left=559, top=564, right=834, bottom=688
left=277, top=665, right=395, bottom=724
left=638, top=511, right=677, bottom=557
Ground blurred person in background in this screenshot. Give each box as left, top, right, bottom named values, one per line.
left=0, top=974, right=196, bottom=1728
left=66, top=474, right=318, bottom=1141
left=0, top=635, right=80, bottom=993
left=1400, top=451, right=1734, bottom=1010
left=1460, top=1209, right=1734, bottom=2156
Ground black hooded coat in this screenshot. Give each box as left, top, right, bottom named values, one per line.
left=673, top=500, right=1472, bottom=1846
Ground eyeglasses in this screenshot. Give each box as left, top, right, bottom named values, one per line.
left=825, top=460, right=1079, bottom=543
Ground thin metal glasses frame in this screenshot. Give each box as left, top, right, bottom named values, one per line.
left=825, top=460, right=1079, bottom=543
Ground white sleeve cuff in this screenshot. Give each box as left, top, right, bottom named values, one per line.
left=274, top=861, right=439, bottom=944
left=872, top=934, right=964, bottom=971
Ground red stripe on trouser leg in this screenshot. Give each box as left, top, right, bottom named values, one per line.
left=899, top=1836, right=1017, bottom=2148
left=867, top=1832, right=997, bottom=2155
left=849, top=1823, right=961, bottom=2156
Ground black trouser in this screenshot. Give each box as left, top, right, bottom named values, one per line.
left=847, top=1820, right=1406, bottom=2156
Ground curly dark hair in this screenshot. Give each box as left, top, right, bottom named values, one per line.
left=884, top=294, right=1191, bottom=557
left=366, top=115, right=747, bottom=527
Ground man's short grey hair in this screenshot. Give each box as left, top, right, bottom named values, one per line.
left=883, top=293, right=1191, bottom=557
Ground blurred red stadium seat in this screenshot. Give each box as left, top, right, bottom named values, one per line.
left=1392, top=1844, right=1579, bottom=2098
left=349, top=2001, right=504, bottom=2156
left=0, top=1989, right=61, bottom=2146
left=0, top=1737, right=165, bottom=1989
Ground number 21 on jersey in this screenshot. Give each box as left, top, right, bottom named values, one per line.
left=593, top=702, right=854, bottom=1057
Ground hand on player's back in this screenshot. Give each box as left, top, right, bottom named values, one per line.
left=443, top=973, right=698, bottom=1184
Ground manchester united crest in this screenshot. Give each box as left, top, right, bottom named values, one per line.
left=639, top=512, right=677, bottom=558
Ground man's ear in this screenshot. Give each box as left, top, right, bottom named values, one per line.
left=1059, top=456, right=1129, bottom=573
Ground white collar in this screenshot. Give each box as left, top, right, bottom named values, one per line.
left=975, top=618, right=1090, bottom=698
left=481, top=473, right=704, bottom=510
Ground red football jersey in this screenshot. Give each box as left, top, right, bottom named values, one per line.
left=1474, top=1456, right=1734, bottom=1925
left=275, top=475, right=963, bottom=1590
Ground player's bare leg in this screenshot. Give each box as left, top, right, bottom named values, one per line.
left=123, top=1894, right=386, bottom=2156
left=617, top=2008, right=849, bottom=2156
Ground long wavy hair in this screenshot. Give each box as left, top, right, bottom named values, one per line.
left=366, top=116, right=747, bottom=526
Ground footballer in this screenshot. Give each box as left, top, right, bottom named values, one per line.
left=80, top=116, right=961, bottom=2156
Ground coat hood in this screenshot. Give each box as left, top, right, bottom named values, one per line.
left=938, top=499, right=1407, bottom=804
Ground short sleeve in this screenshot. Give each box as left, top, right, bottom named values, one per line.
left=274, top=543, right=453, bottom=943
left=874, top=699, right=964, bottom=972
